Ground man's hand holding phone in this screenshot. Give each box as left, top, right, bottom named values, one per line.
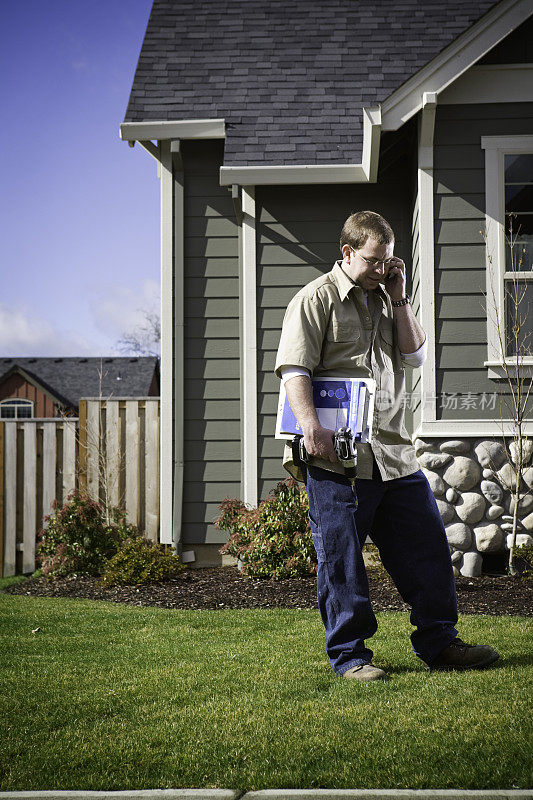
left=383, top=256, right=407, bottom=303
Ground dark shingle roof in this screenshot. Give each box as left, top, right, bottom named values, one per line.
left=124, top=0, right=502, bottom=166
left=0, top=357, right=160, bottom=411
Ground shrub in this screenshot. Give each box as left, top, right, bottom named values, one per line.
left=100, top=537, right=185, bottom=586
left=216, top=478, right=316, bottom=579
left=516, top=542, right=533, bottom=580
left=37, top=490, right=141, bottom=578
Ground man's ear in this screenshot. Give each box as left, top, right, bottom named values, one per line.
left=341, top=244, right=352, bottom=260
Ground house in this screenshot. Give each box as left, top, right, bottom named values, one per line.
left=120, top=0, right=533, bottom=570
left=0, top=357, right=160, bottom=418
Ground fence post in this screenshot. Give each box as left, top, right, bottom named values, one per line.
left=23, top=423, right=37, bottom=574
left=0, top=422, right=4, bottom=577
left=3, top=422, right=16, bottom=577
left=78, top=400, right=87, bottom=495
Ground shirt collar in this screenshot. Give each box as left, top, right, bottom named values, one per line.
left=331, top=260, right=387, bottom=305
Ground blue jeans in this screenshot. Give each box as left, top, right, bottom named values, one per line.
left=303, top=457, right=458, bottom=675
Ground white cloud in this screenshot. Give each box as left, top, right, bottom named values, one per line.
left=0, top=302, right=103, bottom=357
left=89, top=279, right=161, bottom=352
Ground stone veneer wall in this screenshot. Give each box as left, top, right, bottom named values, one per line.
left=415, top=437, right=533, bottom=576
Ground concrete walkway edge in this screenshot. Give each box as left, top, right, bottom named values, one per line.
left=0, top=790, right=531, bottom=800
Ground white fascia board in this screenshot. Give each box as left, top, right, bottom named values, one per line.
left=381, top=0, right=532, bottom=132
left=220, top=163, right=367, bottom=186
left=120, top=119, right=225, bottom=142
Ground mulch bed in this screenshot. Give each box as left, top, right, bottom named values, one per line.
left=4, top=566, right=533, bottom=616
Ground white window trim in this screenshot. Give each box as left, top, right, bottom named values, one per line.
left=481, top=134, right=533, bottom=379
left=0, top=398, right=34, bottom=419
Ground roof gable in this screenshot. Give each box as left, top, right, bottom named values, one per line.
left=0, top=357, right=160, bottom=410
left=124, top=0, right=508, bottom=167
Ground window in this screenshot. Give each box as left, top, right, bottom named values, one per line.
left=482, top=136, right=533, bottom=377
left=0, top=398, right=34, bottom=418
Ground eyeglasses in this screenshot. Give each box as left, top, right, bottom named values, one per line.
left=350, top=247, right=394, bottom=268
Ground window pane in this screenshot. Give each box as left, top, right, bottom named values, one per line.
left=505, top=184, right=533, bottom=213
left=505, top=213, right=533, bottom=271
left=505, top=279, right=533, bottom=356
left=505, top=153, right=533, bottom=184
left=0, top=407, right=15, bottom=418
left=17, top=406, right=32, bottom=418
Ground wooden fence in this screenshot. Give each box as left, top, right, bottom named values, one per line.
left=0, top=398, right=160, bottom=576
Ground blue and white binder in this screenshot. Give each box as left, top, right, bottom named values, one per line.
left=275, top=376, right=375, bottom=443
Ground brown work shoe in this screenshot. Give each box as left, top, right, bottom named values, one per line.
left=426, top=637, right=500, bottom=671
left=342, top=663, right=387, bottom=681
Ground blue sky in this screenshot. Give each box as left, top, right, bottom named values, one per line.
left=1, top=0, right=160, bottom=357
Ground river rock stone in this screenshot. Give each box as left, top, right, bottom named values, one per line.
left=423, top=469, right=445, bottom=496
left=445, top=522, right=472, bottom=551
left=487, top=505, right=505, bottom=520
left=414, top=438, right=433, bottom=456
left=497, top=462, right=520, bottom=491
left=446, top=488, right=459, bottom=503
left=480, top=480, right=503, bottom=504
left=509, top=494, right=533, bottom=514
left=453, top=566, right=461, bottom=578
left=436, top=499, right=455, bottom=524
left=501, top=523, right=514, bottom=531
left=521, top=512, right=533, bottom=531
left=460, top=552, right=483, bottom=577
left=455, top=492, right=486, bottom=524
left=418, top=452, right=453, bottom=470
left=451, top=550, right=463, bottom=564
left=506, top=533, right=533, bottom=550
left=474, top=523, right=503, bottom=553
left=443, top=457, right=481, bottom=491
left=502, top=514, right=514, bottom=522
left=523, top=467, right=533, bottom=490
left=440, top=440, right=470, bottom=455
left=482, top=468, right=494, bottom=479
left=510, top=439, right=533, bottom=466
left=474, top=440, right=507, bottom=469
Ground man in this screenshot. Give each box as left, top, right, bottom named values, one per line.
left=275, top=210, right=499, bottom=681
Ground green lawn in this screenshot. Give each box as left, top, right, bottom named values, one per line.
left=0, top=590, right=531, bottom=791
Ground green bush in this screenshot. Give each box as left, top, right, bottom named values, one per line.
left=37, top=490, right=141, bottom=578
left=100, top=537, right=186, bottom=586
left=216, top=478, right=317, bottom=579
left=516, top=541, right=533, bottom=580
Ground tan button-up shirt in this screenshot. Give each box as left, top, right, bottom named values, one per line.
left=275, top=261, right=420, bottom=482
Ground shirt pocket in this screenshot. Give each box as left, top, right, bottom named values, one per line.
left=379, top=318, right=403, bottom=374
left=326, top=321, right=362, bottom=344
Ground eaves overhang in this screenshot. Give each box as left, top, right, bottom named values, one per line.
left=121, top=0, right=531, bottom=187
left=120, top=119, right=226, bottom=142
left=219, top=106, right=382, bottom=186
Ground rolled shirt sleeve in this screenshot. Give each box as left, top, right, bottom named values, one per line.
left=400, top=335, right=427, bottom=368
left=280, top=365, right=311, bottom=384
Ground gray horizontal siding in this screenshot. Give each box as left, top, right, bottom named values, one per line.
left=182, top=140, right=240, bottom=544
left=436, top=296, right=486, bottom=318
left=433, top=101, right=533, bottom=420
left=184, top=358, right=239, bottom=379
left=185, top=420, right=241, bottom=441
left=184, top=400, right=240, bottom=420
left=185, top=320, right=239, bottom=339
left=183, top=482, right=240, bottom=503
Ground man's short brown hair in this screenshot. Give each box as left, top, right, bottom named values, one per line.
left=340, top=210, right=394, bottom=251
